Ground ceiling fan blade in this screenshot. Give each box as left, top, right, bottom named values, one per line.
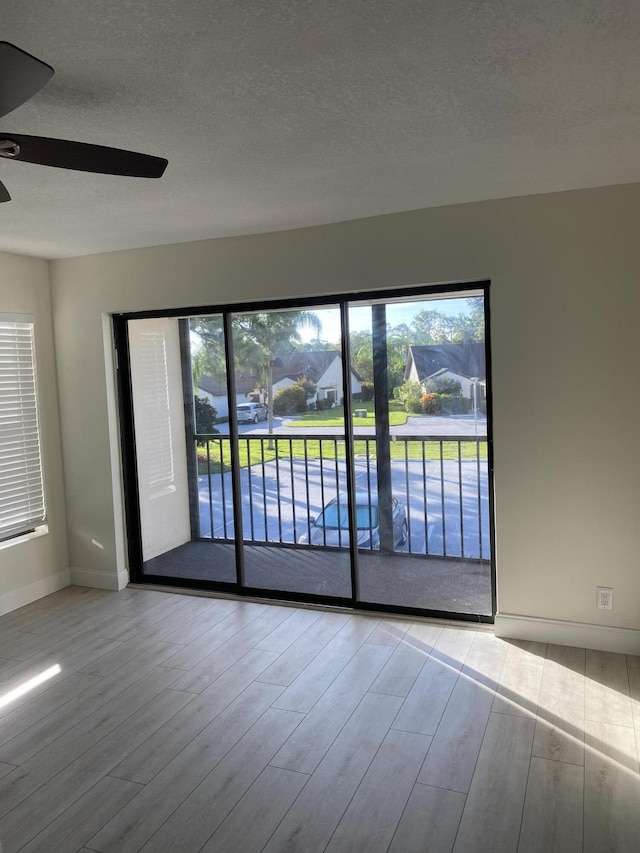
left=0, top=179, right=10, bottom=202
left=0, top=42, right=54, bottom=119
left=0, top=133, right=168, bottom=178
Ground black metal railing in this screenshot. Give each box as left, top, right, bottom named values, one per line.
left=195, top=433, right=490, bottom=560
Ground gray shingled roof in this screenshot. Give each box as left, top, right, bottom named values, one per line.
left=271, top=350, right=340, bottom=384
left=197, top=368, right=256, bottom=396
left=405, top=344, right=486, bottom=382
left=197, top=350, right=361, bottom=396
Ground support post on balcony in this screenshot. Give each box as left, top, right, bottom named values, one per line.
left=340, top=303, right=360, bottom=599
left=371, top=303, right=395, bottom=555
left=179, top=319, right=201, bottom=541
left=224, top=313, right=246, bottom=586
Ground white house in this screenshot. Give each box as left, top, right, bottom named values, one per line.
left=405, top=344, right=486, bottom=402
left=421, top=366, right=487, bottom=407
left=271, top=350, right=362, bottom=407
left=196, top=369, right=258, bottom=418
left=196, top=351, right=362, bottom=415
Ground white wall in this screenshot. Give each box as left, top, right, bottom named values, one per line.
left=314, top=355, right=362, bottom=401
left=272, top=377, right=296, bottom=395
left=0, top=252, right=69, bottom=614
left=317, top=356, right=343, bottom=400
left=49, top=182, right=640, bottom=649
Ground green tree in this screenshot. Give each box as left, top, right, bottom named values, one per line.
left=386, top=322, right=412, bottom=357
left=409, top=304, right=484, bottom=344
left=410, top=310, right=451, bottom=343
left=298, top=339, right=334, bottom=351
left=349, top=331, right=373, bottom=382
left=272, top=383, right=308, bottom=416
left=360, top=381, right=374, bottom=402
left=231, top=311, right=321, bottom=445
left=190, top=317, right=226, bottom=389
left=396, top=380, right=424, bottom=413
left=190, top=312, right=321, bottom=446
left=465, top=297, right=485, bottom=342
left=298, top=377, right=317, bottom=401
left=194, top=396, right=218, bottom=444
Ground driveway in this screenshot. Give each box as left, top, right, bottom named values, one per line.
left=391, top=414, right=487, bottom=436
left=214, top=413, right=487, bottom=437
left=198, top=455, right=490, bottom=560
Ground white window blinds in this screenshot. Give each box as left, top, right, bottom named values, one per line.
left=0, top=317, right=46, bottom=541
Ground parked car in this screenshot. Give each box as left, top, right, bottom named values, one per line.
left=236, top=402, right=268, bottom=423
left=299, top=491, right=407, bottom=549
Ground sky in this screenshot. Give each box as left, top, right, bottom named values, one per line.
left=300, top=296, right=475, bottom=344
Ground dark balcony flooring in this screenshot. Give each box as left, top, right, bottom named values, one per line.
left=143, top=541, right=492, bottom=616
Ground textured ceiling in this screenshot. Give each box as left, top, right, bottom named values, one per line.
left=1, top=0, right=639, bottom=259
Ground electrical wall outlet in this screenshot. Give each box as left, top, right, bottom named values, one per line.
left=596, top=586, right=613, bottom=610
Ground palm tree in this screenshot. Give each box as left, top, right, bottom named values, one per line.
left=189, top=316, right=226, bottom=389
left=232, top=311, right=321, bottom=445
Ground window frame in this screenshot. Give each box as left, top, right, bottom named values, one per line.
left=113, top=279, right=497, bottom=622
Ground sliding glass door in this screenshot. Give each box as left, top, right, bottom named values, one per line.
left=117, top=282, right=494, bottom=619
left=126, top=315, right=237, bottom=585
left=229, top=306, right=352, bottom=599
left=347, top=295, right=491, bottom=615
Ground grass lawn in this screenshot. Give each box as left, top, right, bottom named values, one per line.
left=284, top=400, right=409, bottom=428
left=197, top=433, right=487, bottom=475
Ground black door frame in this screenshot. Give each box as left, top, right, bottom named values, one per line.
left=113, top=280, right=496, bottom=623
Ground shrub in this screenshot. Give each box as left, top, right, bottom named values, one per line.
left=273, top=383, right=308, bottom=416
left=298, top=378, right=317, bottom=401
left=437, top=394, right=472, bottom=415
left=426, top=376, right=463, bottom=396
left=396, top=380, right=423, bottom=412
left=420, top=393, right=440, bottom=414
left=194, top=396, right=218, bottom=444
left=360, top=381, right=374, bottom=402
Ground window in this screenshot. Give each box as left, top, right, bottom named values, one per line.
left=0, top=316, right=46, bottom=541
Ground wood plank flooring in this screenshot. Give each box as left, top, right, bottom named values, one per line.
left=0, top=586, right=638, bottom=852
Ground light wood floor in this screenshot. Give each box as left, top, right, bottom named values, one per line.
left=0, top=586, right=638, bottom=852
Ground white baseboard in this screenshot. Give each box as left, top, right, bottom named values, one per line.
left=70, top=567, right=129, bottom=591
left=495, top=612, right=640, bottom=655
left=0, top=569, right=71, bottom=617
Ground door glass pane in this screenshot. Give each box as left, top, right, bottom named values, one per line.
left=188, top=314, right=237, bottom=580
left=349, top=294, right=492, bottom=615
left=129, top=315, right=237, bottom=583
left=230, top=306, right=352, bottom=599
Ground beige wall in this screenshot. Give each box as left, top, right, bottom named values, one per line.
left=49, top=182, right=640, bottom=636
left=0, top=252, right=69, bottom=614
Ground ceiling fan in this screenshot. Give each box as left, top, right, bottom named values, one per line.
left=0, top=41, right=168, bottom=202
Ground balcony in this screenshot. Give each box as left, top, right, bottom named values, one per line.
left=145, top=432, right=493, bottom=615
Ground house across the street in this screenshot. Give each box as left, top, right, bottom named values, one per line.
left=197, top=350, right=362, bottom=416
left=404, top=343, right=486, bottom=405
left=271, top=351, right=362, bottom=408
left=196, top=369, right=257, bottom=419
